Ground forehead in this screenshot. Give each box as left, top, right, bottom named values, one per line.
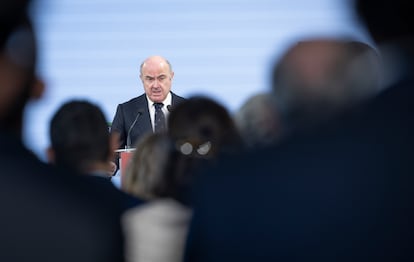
left=141, top=59, right=170, bottom=75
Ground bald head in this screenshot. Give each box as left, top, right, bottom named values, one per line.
left=272, top=38, right=381, bottom=130
left=140, top=55, right=172, bottom=76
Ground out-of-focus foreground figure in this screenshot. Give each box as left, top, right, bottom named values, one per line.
left=272, top=37, right=382, bottom=135
left=121, top=133, right=199, bottom=262
left=183, top=0, right=414, bottom=261
left=1, top=1, right=125, bottom=261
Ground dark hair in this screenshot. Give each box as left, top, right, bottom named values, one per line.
left=49, top=100, right=110, bottom=173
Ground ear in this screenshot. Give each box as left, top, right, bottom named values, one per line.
left=30, top=76, right=45, bottom=100
left=170, top=71, right=174, bottom=80
left=46, top=146, right=55, bottom=164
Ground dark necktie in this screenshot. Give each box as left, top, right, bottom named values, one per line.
left=154, top=103, right=166, bottom=133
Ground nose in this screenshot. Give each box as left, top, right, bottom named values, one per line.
left=151, top=78, right=160, bottom=88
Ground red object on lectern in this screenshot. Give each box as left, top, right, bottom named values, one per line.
left=116, top=148, right=136, bottom=184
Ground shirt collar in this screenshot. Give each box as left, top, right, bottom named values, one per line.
left=146, top=92, right=172, bottom=108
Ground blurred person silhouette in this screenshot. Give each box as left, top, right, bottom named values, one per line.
left=168, top=95, right=244, bottom=159
left=121, top=133, right=199, bottom=262
left=184, top=0, right=414, bottom=261
left=47, top=99, right=145, bottom=210
left=121, top=96, right=242, bottom=262
left=233, top=92, right=283, bottom=149
left=122, top=96, right=243, bottom=199
left=0, top=1, right=125, bottom=261
left=111, top=55, right=186, bottom=150
left=272, top=38, right=382, bottom=135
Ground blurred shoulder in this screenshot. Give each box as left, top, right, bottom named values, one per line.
left=124, top=198, right=191, bottom=225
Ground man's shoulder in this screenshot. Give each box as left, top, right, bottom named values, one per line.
left=171, top=92, right=186, bottom=103
left=119, top=94, right=147, bottom=107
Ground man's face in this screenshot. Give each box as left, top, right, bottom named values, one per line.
left=140, top=57, right=174, bottom=103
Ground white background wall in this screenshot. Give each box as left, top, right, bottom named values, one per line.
left=24, top=0, right=371, bottom=161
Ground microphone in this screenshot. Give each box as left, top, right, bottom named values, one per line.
left=126, top=110, right=143, bottom=149
left=167, top=105, right=172, bottom=112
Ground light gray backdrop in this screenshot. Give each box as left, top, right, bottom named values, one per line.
left=25, top=0, right=371, bottom=160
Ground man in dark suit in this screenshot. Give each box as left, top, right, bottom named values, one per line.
left=184, top=0, right=414, bottom=261
left=111, top=55, right=186, bottom=149
left=0, top=1, right=125, bottom=261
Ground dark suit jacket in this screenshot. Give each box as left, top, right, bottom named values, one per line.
left=111, top=92, right=186, bottom=149
left=0, top=132, right=125, bottom=261
left=184, top=49, right=414, bottom=261
left=85, top=174, right=145, bottom=210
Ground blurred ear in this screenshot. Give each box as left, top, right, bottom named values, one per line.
left=46, top=146, right=55, bottom=164
left=30, top=76, right=45, bottom=100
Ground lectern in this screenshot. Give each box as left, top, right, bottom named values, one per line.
left=114, top=148, right=136, bottom=184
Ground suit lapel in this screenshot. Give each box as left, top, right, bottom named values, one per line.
left=130, top=96, right=152, bottom=144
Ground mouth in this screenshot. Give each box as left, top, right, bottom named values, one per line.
left=152, top=89, right=162, bottom=95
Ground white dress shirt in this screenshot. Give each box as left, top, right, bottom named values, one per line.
left=146, top=92, right=172, bottom=131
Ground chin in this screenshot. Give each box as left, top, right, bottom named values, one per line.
left=151, top=96, right=164, bottom=102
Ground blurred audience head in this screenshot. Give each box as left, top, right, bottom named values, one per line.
left=272, top=37, right=381, bottom=132
left=234, top=92, right=283, bottom=148
left=47, top=100, right=117, bottom=175
left=0, top=0, right=43, bottom=134
left=168, top=95, right=243, bottom=158
left=123, top=133, right=197, bottom=204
